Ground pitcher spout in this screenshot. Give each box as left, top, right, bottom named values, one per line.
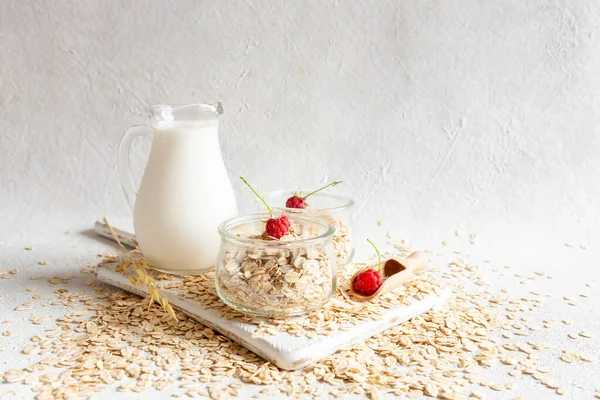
left=150, top=102, right=223, bottom=123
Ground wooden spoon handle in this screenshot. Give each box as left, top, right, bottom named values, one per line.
left=382, top=271, right=417, bottom=291
left=400, top=251, right=428, bottom=274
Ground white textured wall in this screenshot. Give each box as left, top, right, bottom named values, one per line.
left=2, top=0, right=599, bottom=234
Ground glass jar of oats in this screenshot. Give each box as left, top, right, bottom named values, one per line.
left=216, top=214, right=337, bottom=317
left=260, top=191, right=355, bottom=268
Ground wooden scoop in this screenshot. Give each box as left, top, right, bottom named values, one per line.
left=349, top=251, right=429, bottom=302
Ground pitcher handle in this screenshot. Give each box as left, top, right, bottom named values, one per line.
left=117, top=124, right=153, bottom=212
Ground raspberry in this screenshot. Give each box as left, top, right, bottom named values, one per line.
left=284, top=181, right=342, bottom=209
left=285, top=195, right=306, bottom=209
left=240, top=177, right=291, bottom=240
left=265, top=215, right=290, bottom=239
left=353, top=268, right=382, bottom=296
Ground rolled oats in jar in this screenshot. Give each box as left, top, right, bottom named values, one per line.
left=216, top=213, right=337, bottom=317
left=260, top=191, right=355, bottom=269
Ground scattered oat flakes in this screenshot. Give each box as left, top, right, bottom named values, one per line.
left=14, top=303, right=32, bottom=311
left=581, top=353, right=596, bottom=362
left=29, top=316, right=45, bottom=325
left=3, top=236, right=594, bottom=399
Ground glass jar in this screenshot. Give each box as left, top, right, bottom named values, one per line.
left=260, top=191, right=355, bottom=269
left=216, top=213, right=337, bottom=317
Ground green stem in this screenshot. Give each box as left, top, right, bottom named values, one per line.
left=240, top=177, right=272, bottom=214
left=303, top=181, right=343, bottom=199
left=366, top=238, right=381, bottom=272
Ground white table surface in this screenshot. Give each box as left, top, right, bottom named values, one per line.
left=0, top=217, right=598, bottom=399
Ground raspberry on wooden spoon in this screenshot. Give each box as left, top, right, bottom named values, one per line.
left=240, top=177, right=290, bottom=239
left=285, top=181, right=343, bottom=209
left=353, top=239, right=383, bottom=296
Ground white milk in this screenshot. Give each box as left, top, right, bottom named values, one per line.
left=132, top=119, right=237, bottom=273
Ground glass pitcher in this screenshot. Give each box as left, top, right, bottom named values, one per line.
left=118, top=103, right=238, bottom=274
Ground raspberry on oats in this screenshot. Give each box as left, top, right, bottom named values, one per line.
left=240, top=177, right=290, bottom=239
left=285, top=181, right=342, bottom=209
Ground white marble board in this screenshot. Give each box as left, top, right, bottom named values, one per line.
left=94, top=222, right=448, bottom=371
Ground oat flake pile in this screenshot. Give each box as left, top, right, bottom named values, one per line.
left=1, top=236, right=597, bottom=400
